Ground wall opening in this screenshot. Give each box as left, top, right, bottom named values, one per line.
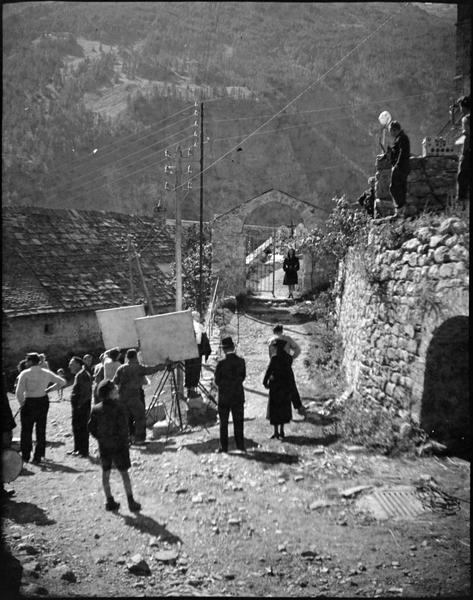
left=420, top=316, right=470, bottom=459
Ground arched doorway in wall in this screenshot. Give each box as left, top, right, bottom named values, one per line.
left=420, top=316, right=470, bottom=458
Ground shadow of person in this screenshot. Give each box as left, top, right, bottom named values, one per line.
left=181, top=437, right=260, bottom=455
left=38, top=460, right=83, bottom=474
left=282, top=433, right=339, bottom=447
left=3, top=500, right=56, bottom=526
left=46, top=440, right=65, bottom=448
left=238, top=448, right=299, bottom=465
left=121, top=514, right=182, bottom=545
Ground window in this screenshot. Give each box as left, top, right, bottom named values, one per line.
left=44, top=323, right=53, bottom=335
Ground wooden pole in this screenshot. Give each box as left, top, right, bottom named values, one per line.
left=199, top=101, right=204, bottom=315
left=133, top=243, right=155, bottom=315
left=127, top=235, right=135, bottom=303
left=174, top=147, right=184, bottom=398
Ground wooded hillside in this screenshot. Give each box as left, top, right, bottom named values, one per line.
left=2, top=2, right=457, bottom=224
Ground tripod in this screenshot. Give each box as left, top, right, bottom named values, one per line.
left=146, top=364, right=185, bottom=431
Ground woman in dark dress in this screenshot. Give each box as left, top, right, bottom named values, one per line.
left=263, top=339, right=300, bottom=439
left=282, top=248, right=300, bottom=298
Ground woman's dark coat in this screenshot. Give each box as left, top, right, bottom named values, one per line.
left=263, top=349, right=300, bottom=425
left=283, top=255, right=300, bottom=286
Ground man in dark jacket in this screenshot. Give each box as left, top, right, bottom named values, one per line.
left=214, top=337, right=246, bottom=453
left=456, top=95, right=470, bottom=207
left=1, top=377, right=17, bottom=500
left=68, top=356, right=92, bottom=458
left=388, top=120, right=410, bottom=217
left=88, top=379, right=141, bottom=512
left=113, top=349, right=169, bottom=445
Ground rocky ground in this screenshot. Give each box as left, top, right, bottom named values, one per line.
left=2, top=303, right=470, bottom=598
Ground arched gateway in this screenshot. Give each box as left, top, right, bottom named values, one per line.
left=211, top=189, right=322, bottom=296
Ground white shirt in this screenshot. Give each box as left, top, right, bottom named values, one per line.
left=15, top=365, right=66, bottom=406
left=193, top=320, right=205, bottom=345
left=268, top=334, right=301, bottom=359
left=103, top=357, right=121, bottom=381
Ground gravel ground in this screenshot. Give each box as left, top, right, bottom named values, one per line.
left=2, top=308, right=470, bottom=598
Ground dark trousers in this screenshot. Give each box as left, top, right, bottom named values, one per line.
left=218, top=403, right=244, bottom=451
left=457, top=152, right=470, bottom=203
left=20, top=396, right=49, bottom=461
left=389, top=168, right=408, bottom=208
left=72, top=402, right=91, bottom=455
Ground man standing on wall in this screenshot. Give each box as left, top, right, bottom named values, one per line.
left=15, top=352, right=66, bottom=464
left=67, top=356, right=92, bottom=458
left=455, top=95, right=470, bottom=208
left=388, top=121, right=411, bottom=217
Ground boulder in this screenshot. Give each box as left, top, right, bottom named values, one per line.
left=126, top=554, right=151, bottom=576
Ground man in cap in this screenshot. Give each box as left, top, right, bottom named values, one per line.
left=388, top=120, right=411, bottom=217
left=15, top=352, right=66, bottom=464
left=67, top=356, right=92, bottom=458
left=214, top=337, right=246, bottom=453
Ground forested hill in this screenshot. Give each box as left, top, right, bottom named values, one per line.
left=3, top=2, right=457, bottom=224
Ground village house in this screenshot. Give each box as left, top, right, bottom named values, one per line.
left=2, top=206, right=176, bottom=382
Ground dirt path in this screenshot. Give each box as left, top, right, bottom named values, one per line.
left=3, top=310, right=470, bottom=597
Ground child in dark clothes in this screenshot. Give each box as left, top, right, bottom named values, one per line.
left=88, top=379, right=141, bottom=512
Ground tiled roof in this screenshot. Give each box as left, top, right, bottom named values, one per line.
left=2, top=207, right=176, bottom=317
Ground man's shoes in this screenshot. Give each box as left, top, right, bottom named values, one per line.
left=1, top=488, right=15, bottom=500
left=216, top=448, right=227, bottom=453
left=105, top=498, right=120, bottom=511
left=22, top=455, right=30, bottom=463
left=279, top=432, right=285, bottom=439
left=127, top=497, right=141, bottom=512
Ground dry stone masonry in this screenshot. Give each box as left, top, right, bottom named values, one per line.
left=336, top=215, right=469, bottom=453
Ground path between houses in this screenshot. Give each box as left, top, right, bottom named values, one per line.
left=3, top=308, right=470, bottom=597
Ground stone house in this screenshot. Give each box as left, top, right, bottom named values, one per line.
left=2, top=207, right=176, bottom=378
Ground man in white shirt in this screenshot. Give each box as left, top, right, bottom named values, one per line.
left=103, top=348, right=122, bottom=381
left=15, top=352, right=66, bottom=464
left=267, top=324, right=301, bottom=359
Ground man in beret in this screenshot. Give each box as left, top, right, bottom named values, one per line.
left=214, top=337, right=246, bottom=453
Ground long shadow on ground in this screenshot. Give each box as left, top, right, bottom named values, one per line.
left=4, top=500, right=56, bottom=526
left=283, top=434, right=340, bottom=447
left=38, top=461, right=87, bottom=474
left=121, top=514, right=182, bottom=544
left=179, top=437, right=259, bottom=454
left=238, top=448, right=300, bottom=465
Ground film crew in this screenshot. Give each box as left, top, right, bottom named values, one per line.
left=185, top=311, right=212, bottom=399
left=88, top=379, right=141, bottom=512
left=103, top=347, right=122, bottom=381
left=357, top=176, right=376, bottom=218
left=214, top=337, right=246, bottom=453
left=67, top=356, right=92, bottom=458
left=112, top=349, right=170, bottom=445
left=15, top=352, right=66, bottom=464
left=388, top=120, right=411, bottom=218
left=263, top=339, right=303, bottom=439
left=283, top=248, right=300, bottom=299
left=1, top=376, right=17, bottom=500
left=267, top=325, right=306, bottom=417
left=455, top=95, right=470, bottom=208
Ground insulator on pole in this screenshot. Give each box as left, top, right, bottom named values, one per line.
left=187, top=165, right=192, bottom=174
left=165, top=165, right=174, bottom=174
left=193, top=131, right=198, bottom=137
left=165, top=181, right=170, bottom=190
left=193, top=120, right=198, bottom=127
left=187, top=147, right=193, bottom=156
left=187, top=181, right=192, bottom=189
left=193, top=110, right=198, bottom=116
left=164, top=149, right=171, bottom=157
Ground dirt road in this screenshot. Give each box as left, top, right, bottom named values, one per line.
left=3, top=308, right=470, bottom=597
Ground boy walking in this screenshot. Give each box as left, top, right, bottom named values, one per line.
left=214, top=337, right=246, bottom=453
left=88, top=379, right=141, bottom=512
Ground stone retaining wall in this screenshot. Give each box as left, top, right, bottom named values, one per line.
left=375, top=155, right=458, bottom=217
left=336, top=215, right=469, bottom=450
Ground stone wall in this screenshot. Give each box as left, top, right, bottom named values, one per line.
left=336, top=215, right=469, bottom=452
left=375, top=155, right=458, bottom=217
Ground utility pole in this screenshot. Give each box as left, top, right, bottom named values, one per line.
left=198, top=101, right=204, bottom=315
left=131, top=240, right=155, bottom=315
left=127, top=234, right=135, bottom=303
left=174, top=146, right=184, bottom=399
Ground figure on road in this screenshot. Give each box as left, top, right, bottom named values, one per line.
left=282, top=248, right=300, bottom=299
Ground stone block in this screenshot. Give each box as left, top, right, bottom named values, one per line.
left=436, top=217, right=462, bottom=235
left=400, top=265, right=410, bottom=279
left=403, top=323, right=415, bottom=338
left=402, top=238, right=421, bottom=252
left=408, top=254, right=418, bottom=267
left=417, top=255, right=427, bottom=267
left=428, top=265, right=440, bottom=278
left=449, top=244, right=468, bottom=262
left=416, top=227, right=433, bottom=242
left=429, top=235, right=447, bottom=249
left=438, top=263, right=456, bottom=279
left=385, top=382, right=396, bottom=397
left=433, top=246, right=450, bottom=263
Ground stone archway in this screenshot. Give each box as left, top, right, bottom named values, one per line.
left=211, top=189, right=323, bottom=296
left=420, top=316, right=470, bottom=457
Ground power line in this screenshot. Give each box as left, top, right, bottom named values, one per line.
left=175, top=3, right=406, bottom=193
left=49, top=124, right=195, bottom=198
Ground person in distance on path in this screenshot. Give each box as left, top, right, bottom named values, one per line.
left=67, top=356, right=92, bottom=458
left=214, top=337, right=246, bottom=453
left=282, top=248, right=300, bottom=298
left=88, top=379, right=141, bottom=512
